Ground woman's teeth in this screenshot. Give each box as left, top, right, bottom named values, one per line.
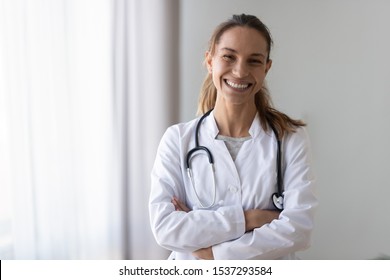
left=226, top=80, right=250, bottom=89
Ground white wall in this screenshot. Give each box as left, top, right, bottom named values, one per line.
left=179, top=0, right=390, bottom=259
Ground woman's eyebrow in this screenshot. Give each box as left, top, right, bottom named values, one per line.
left=220, top=47, right=266, bottom=57
left=221, top=47, right=237, bottom=53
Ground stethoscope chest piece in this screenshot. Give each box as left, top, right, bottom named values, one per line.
left=272, top=193, right=284, bottom=210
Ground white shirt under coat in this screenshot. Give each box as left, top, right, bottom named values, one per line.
left=149, top=111, right=318, bottom=260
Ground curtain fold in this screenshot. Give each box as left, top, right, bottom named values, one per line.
left=114, top=0, right=180, bottom=259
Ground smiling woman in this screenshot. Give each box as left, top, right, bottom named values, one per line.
left=149, top=14, right=318, bottom=260
left=205, top=26, right=271, bottom=129
left=198, top=15, right=305, bottom=138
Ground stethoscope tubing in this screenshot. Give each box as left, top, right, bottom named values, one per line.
left=186, top=109, right=284, bottom=210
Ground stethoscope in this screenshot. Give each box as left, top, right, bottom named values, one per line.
left=185, top=109, right=284, bottom=210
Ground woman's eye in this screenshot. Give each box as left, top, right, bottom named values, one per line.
left=249, top=59, right=263, bottom=65
left=222, top=55, right=234, bottom=62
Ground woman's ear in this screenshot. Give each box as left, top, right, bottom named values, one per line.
left=205, top=51, right=213, bottom=74
left=265, top=59, right=272, bottom=75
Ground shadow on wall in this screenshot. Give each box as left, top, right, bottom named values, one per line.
left=373, top=254, right=390, bottom=260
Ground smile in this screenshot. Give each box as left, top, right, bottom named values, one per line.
left=224, top=79, right=252, bottom=90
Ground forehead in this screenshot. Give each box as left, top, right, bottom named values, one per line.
left=216, top=26, right=268, bottom=55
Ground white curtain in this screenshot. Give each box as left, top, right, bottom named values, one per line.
left=0, top=0, right=179, bottom=259
left=113, top=0, right=180, bottom=259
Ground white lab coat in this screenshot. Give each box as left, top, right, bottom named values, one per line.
left=149, top=112, right=317, bottom=260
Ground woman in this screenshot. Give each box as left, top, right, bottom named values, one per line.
left=149, top=14, right=317, bottom=260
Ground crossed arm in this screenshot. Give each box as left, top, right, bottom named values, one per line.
left=171, top=196, right=280, bottom=259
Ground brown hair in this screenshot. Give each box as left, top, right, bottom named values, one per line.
left=197, top=14, right=305, bottom=139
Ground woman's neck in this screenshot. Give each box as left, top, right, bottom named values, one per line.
left=213, top=103, right=257, bottom=138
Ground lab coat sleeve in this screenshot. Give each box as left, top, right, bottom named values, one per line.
left=212, top=127, right=318, bottom=259
left=149, top=126, right=246, bottom=253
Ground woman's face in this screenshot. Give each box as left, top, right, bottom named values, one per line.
left=206, top=26, right=272, bottom=107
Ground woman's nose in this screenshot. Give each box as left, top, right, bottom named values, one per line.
left=232, top=61, right=249, bottom=78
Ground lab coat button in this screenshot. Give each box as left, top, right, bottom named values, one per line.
left=229, top=185, right=238, bottom=193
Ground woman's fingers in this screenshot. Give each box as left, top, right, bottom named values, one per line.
left=172, top=196, right=190, bottom=212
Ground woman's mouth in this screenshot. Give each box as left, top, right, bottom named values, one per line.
left=224, top=79, right=252, bottom=91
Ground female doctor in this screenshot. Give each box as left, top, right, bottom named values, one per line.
left=149, top=14, right=317, bottom=260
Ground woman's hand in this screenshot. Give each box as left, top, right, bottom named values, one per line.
left=172, top=197, right=279, bottom=257
left=172, top=196, right=280, bottom=231
left=192, top=247, right=214, bottom=260
left=244, top=209, right=280, bottom=232
left=192, top=210, right=279, bottom=259
left=171, top=196, right=190, bottom=212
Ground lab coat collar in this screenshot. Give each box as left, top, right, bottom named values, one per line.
left=204, top=111, right=264, bottom=139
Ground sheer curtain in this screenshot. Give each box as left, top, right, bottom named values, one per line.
left=0, top=0, right=179, bottom=259
left=113, top=0, right=180, bottom=259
